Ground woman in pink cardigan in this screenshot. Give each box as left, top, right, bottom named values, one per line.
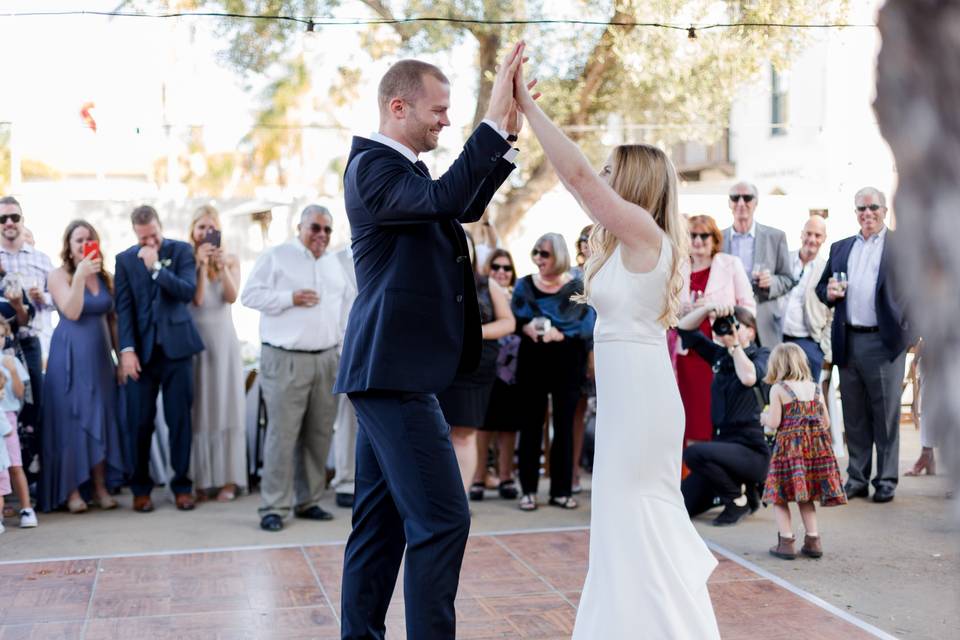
left=677, top=215, right=755, bottom=445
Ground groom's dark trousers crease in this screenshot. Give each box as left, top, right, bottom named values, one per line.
left=341, top=391, right=469, bottom=639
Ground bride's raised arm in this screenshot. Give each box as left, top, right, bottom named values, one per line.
left=513, top=45, right=663, bottom=251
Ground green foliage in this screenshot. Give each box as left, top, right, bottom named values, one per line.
left=170, top=0, right=850, bottom=228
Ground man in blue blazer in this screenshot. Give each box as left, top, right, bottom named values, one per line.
left=116, top=205, right=204, bottom=513
left=334, top=47, right=525, bottom=640
left=816, top=187, right=909, bottom=504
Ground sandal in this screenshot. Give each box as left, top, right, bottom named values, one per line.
left=498, top=479, right=518, bottom=500
left=468, top=482, right=486, bottom=502
left=92, top=494, right=118, bottom=510
left=548, top=496, right=578, bottom=510
left=905, top=449, right=936, bottom=476
left=519, top=494, right=538, bottom=511
left=216, top=485, right=238, bottom=502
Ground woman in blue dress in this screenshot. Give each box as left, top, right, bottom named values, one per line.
left=38, top=220, right=124, bottom=513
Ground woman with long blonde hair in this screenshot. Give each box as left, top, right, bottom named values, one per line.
left=513, top=45, right=720, bottom=638
left=186, top=205, right=246, bottom=502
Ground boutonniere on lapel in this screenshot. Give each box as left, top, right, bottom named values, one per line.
left=158, top=258, right=173, bottom=269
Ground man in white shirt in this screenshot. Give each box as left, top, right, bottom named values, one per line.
left=817, top=187, right=909, bottom=503
left=330, top=246, right=358, bottom=508
left=242, top=205, right=350, bottom=531
left=780, top=215, right=833, bottom=379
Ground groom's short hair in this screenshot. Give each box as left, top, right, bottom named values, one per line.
left=378, top=60, right=449, bottom=115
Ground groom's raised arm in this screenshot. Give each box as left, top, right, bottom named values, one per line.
left=355, top=123, right=512, bottom=225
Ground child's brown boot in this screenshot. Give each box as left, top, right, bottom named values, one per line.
left=769, top=533, right=797, bottom=560
left=801, top=534, right=823, bottom=558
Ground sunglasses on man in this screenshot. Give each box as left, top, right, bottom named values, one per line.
left=856, top=204, right=882, bottom=212
left=729, top=194, right=755, bottom=203
left=307, top=223, right=333, bottom=234
left=531, top=249, right=552, bottom=259
left=490, top=263, right=514, bottom=273
left=0, top=213, right=22, bottom=224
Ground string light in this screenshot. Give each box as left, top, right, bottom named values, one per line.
left=0, top=10, right=877, bottom=32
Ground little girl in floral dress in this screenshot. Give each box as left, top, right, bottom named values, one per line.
left=761, top=343, right=846, bottom=559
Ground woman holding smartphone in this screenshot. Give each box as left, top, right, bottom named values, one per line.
left=39, top=220, right=124, bottom=513
left=188, top=205, right=246, bottom=501
left=511, top=233, right=595, bottom=511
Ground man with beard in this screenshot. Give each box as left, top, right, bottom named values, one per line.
left=0, top=196, right=54, bottom=486
left=335, top=46, right=525, bottom=639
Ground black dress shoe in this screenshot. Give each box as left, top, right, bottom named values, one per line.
left=844, top=483, right=869, bottom=499
left=712, top=502, right=751, bottom=527
left=335, top=493, right=354, bottom=508
left=260, top=514, right=283, bottom=532
left=295, top=505, right=334, bottom=521
left=872, top=487, right=895, bottom=503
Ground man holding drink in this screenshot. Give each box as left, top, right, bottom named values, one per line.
left=816, top=187, right=909, bottom=504
left=721, top=182, right=795, bottom=348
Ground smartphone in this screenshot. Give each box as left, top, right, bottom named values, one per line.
left=204, top=228, right=222, bottom=248
left=82, top=240, right=100, bottom=259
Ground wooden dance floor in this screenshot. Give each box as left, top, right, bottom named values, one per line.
left=0, top=529, right=883, bottom=639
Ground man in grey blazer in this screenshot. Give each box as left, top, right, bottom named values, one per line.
left=722, top=182, right=795, bottom=347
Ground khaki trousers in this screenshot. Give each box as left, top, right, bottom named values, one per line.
left=258, top=345, right=339, bottom=517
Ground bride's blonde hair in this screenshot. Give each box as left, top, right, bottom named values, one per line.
left=578, top=144, right=689, bottom=328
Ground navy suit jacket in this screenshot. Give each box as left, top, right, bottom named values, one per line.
left=815, top=231, right=908, bottom=368
left=334, top=124, right=514, bottom=394
left=115, top=239, right=204, bottom=363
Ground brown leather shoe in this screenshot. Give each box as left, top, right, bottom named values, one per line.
left=175, top=493, right=196, bottom=511
left=769, top=533, right=797, bottom=560
left=133, top=496, right=154, bottom=513
left=801, top=534, right=823, bottom=558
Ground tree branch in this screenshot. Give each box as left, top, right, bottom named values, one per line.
left=358, top=0, right=418, bottom=42
left=494, top=6, right=636, bottom=236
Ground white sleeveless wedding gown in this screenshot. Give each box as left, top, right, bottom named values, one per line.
left=572, top=242, right=720, bottom=639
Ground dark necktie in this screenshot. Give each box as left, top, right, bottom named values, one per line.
left=415, top=160, right=430, bottom=178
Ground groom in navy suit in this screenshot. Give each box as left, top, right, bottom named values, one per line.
left=116, top=205, right=204, bottom=513
left=335, top=46, right=526, bottom=639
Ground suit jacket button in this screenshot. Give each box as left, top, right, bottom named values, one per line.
left=490, top=154, right=500, bottom=162
left=456, top=295, right=464, bottom=303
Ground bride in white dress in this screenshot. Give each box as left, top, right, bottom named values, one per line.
left=512, top=45, right=721, bottom=638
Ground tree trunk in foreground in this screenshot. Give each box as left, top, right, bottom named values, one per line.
left=874, top=0, right=960, bottom=503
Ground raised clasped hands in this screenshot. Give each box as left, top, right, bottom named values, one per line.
left=485, top=41, right=542, bottom=132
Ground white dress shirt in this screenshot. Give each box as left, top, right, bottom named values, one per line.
left=368, top=120, right=519, bottom=166
left=846, top=226, right=887, bottom=327
left=241, top=240, right=349, bottom=351
left=782, top=252, right=812, bottom=337
left=730, top=220, right=757, bottom=276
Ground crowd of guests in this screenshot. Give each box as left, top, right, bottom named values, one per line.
left=0, top=182, right=928, bottom=556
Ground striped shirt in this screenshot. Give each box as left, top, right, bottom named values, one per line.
left=0, top=243, right=54, bottom=338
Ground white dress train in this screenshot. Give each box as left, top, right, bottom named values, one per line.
left=572, top=242, right=720, bottom=639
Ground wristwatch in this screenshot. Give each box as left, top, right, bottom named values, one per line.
left=506, top=134, right=519, bottom=142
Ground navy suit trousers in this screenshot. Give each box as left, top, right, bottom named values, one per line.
left=129, top=348, right=194, bottom=497
left=340, top=391, right=470, bottom=640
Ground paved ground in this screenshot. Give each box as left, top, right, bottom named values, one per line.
left=1, top=426, right=955, bottom=639
left=1, top=531, right=884, bottom=639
